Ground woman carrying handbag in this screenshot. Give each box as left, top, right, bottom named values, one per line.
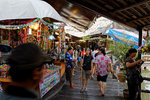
left=95, top=47, right=112, bottom=96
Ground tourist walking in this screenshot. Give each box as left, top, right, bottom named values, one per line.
left=91, top=47, right=98, bottom=79
left=80, top=48, right=93, bottom=93
left=0, top=43, right=48, bottom=100
left=65, top=47, right=75, bottom=88
left=72, top=48, right=78, bottom=75
left=81, top=48, right=86, bottom=56
left=73, top=48, right=78, bottom=67
left=126, top=48, right=143, bottom=100
left=95, top=47, right=112, bottom=96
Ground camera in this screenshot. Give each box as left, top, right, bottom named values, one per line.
left=137, top=60, right=144, bottom=68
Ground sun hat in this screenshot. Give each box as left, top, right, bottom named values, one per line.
left=7, top=43, right=49, bottom=70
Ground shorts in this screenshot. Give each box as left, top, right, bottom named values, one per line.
left=97, top=75, right=108, bottom=82
left=82, top=69, right=91, bottom=79
left=65, top=68, right=72, bottom=81
left=78, top=57, right=81, bottom=62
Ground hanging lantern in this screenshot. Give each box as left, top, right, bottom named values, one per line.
left=48, top=35, right=55, bottom=40
left=30, top=23, right=39, bottom=30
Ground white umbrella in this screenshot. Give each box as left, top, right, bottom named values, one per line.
left=0, top=0, right=63, bottom=22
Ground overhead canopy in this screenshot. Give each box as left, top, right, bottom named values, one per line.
left=67, top=0, right=150, bottom=31
left=65, top=17, right=113, bottom=38
left=44, top=0, right=97, bottom=32
left=65, top=25, right=86, bottom=38
left=0, top=0, right=63, bottom=22
left=85, top=17, right=113, bottom=36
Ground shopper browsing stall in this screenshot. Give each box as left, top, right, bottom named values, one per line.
left=65, top=47, right=75, bottom=88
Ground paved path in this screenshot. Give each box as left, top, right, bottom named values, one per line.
left=51, top=68, right=124, bottom=100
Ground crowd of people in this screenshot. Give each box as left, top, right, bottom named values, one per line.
left=65, top=47, right=144, bottom=100
left=0, top=43, right=144, bottom=100
left=65, top=46, right=112, bottom=96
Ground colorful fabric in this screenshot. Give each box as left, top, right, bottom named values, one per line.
left=95, top=54, right=111, bottom=76
left=81, top=51, right=86, bottom=56
left=65, top=52, right=73, bottom=69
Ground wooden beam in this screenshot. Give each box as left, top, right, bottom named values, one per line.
left=142, top=90, right=150, bottom=93
left=112, top=0, right=150, bottom=13
left=60, top=12, right=89, bottom=26
left=132, top=8, right=143, bottom=17
left=84, top=0, right=109, bottom=11
left=137, top=6, right=147, bottom=15
left=143, top=77, right=150, bottom=81
left=128, top=13, right=150, bottom=23
left=117, top=12, right=131, bottom=20
left=67, top=0, right=138, bottom=30
left=61, top=14, right=87, bottom=29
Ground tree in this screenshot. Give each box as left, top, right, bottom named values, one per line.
left=108, top=40, right=131, bottom=69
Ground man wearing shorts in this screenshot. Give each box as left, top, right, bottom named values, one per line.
left=80, top=48, right=93, bottom=93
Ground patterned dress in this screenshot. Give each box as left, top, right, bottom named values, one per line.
left=65, top=52, right=73, bottom=69
left=95, top=54, right=111, bottom=76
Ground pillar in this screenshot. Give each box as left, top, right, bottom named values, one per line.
left=138, top=27, right=142, bottom=100
left=138, top=27, right=142, bottom=59
left=147, top=30, right=149, bottom=37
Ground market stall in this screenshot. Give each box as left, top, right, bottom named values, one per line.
left=0, top=15, right=66, bottom=100
left=0, top=0, right=67, bottom=98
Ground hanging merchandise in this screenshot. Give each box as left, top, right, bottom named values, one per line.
left=41, top=19, right=66, bottom=30
left=0, top=18, right=40, bottom=30
left=37, top=23, right=41, bottom=41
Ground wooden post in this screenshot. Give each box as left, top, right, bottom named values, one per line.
left=138, top=27, right=142, bottom=100
left=138, top=27, right=142, bottom=59
left=147, top=30, right=149, bottom=37
left=106, top=36, right=108, bottom=51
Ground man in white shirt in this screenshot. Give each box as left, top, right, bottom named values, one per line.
left=91, top=47, right=98, bottom=79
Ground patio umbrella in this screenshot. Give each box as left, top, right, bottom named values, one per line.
left=0, top=0, right=63, bottom=22
left=106, top=29, right=146, bottom=49
left=0, top=44, right=12, bottom=53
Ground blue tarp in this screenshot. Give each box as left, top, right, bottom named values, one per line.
left=106, top=29, right=146, bottom=49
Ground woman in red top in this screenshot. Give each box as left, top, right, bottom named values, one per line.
left=81, top=48, right=86, bottom=56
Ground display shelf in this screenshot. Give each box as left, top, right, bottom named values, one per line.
left=40, top=68, right=60, bottom=97
left=0, top=77, right=11, bottom=82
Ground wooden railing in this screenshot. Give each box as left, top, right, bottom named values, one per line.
left=141, top=77, right=150, bottom=93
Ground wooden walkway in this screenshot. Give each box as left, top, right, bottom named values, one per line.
left=51, top=68, right=124, bottom=100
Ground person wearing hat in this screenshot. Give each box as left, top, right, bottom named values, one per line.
left=95, top=47, right=112, bottom=96
left=0, top=43, right=48, bottom=100
left=65, top=47, right=75, bottom=88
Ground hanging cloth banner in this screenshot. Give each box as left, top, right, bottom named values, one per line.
left=0, top=18, right=40, bottom=30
